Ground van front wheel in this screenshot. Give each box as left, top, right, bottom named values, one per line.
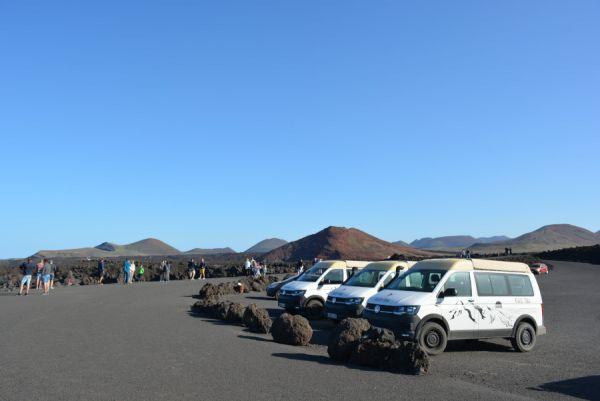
left=511, top=322, right=536, bottom=352
left=303, top=299, right=324, bottom=320
left=418, top=322, right=447, bottom=355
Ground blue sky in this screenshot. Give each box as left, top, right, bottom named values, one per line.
left=1, top=1, right=599, bottom=258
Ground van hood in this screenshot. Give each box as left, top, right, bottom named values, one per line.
left=329, top=286, right=376, bottom=299
left=367, top=290, right=431, bottom=306
left=281, top=280, right=314, bottom=291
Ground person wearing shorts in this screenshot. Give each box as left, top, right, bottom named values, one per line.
left=19, top=258, right=37, bottom=296
left=42, top=260, right=53, bottom=294
left=35, top=259, right=44, bottom=290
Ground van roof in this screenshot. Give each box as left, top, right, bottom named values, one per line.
left=411, top=258, right=530, bottom=273
left=364, top=260, right=417, bottom=271
left=319, top=260, right=372, bottom=269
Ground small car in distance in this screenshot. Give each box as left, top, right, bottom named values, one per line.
left=530, top=263, right=549, bottom=275
left=266, top=274, right=299, bottom=299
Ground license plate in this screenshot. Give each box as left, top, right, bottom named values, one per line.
left=327, top=313, right=337, bottom=319
left=278, top=302, right=286, bottom=308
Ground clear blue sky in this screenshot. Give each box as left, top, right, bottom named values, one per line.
left=1, top=1, right=599, bottom=258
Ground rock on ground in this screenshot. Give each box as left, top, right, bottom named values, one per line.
left=327, top=318, right=371, bottom=362
left=271, top=313, right=313, bottom=346
left=349, top=327, right=396, bottom=368
left=387, top=341, right=430, bottom=375
left=225, top=303, right=245, bottom=324
left=242, top=304, right=272, bottom=334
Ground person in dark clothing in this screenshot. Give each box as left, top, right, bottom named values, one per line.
left=19, top=258, right=37, bottom=295
left=98, top=258, right=106, bottom=285
left=187, top=259, right=196, bottom=280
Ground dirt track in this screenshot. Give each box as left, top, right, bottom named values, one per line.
left=1, top=261, right=598, bottom=400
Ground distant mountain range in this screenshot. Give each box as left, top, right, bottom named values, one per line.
left=184, top=247, right=236, bottom=255
left=21, top=223, right=600, bottom=261
left=468, top=224, right=600, bottom=253
left=265, top=226, right=431, bottom=262
left=407, top=235, right=511, bottom=251
left=244, top=238, right=288, bottom=253
left=33, top=239, right=236, bottom=259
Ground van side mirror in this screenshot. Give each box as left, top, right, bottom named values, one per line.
left=440, top=288, right=458, bottom=298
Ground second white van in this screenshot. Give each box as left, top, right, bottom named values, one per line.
left=324, top=260, right=416, bottom=321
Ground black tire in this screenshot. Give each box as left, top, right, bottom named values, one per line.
left=418, top=322, right=448, bottom=355
left=511, top=322, right=536, bottom=352
left=303, top=299, right=324, bottom=320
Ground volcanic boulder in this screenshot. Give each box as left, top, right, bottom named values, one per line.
left=327, top=318, right=371, bottom=362
left=191, top=296, right=219, bottom=315
left=349, top=327, right=396, bottom=368
left=271, top=313, right=313, bottom=346
left=215, top=301, right=232, bottom=320
left=242, top=304, right=272, bottom=334
left=225, top=303, right=245, bottom=324
left=387, top=341, right=430, bottom=375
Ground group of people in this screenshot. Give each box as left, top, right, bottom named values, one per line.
left=244, top=258, right=267, bottom=278
left=187, top=258, right=207, bottom=280
left=18, top=258, right=57, bottom=295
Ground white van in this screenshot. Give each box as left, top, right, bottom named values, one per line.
left=324, top=260, right=416, bottom=321
left=363, top=258, right=546, bottom=355
left=278, top=260, right=370, bottom=319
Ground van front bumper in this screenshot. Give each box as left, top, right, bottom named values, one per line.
left=277, top=294, right=304, bottom=310
left=537, top=325, right=547, bottom=336
left=324, top=302, right=364, bottom=320
left=363, top=310, right=420, bottom=340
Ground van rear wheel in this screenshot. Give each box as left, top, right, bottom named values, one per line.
left=418, top=322, right=447, bottom=355
left=511, top=322, right=536, bottom=352
left=303, top=299, right=324, bottom=320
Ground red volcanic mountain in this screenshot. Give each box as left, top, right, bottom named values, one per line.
left=264, top=226, right=431, bottom=262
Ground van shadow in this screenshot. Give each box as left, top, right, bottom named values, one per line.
left=530, top=375, right=600, bottom=400
left=444, top=340, right=513, bottom=353
left=245, top=295, right=273, bottom=301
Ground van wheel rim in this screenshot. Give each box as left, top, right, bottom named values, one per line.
left=426, top=331, right=440, bottom=347
left=521, top=329, right=532, bottom=345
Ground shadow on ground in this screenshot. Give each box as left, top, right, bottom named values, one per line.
left=530, top=375, right=600, bottom=400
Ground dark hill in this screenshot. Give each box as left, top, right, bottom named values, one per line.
left=264, top=226, right=431, bottom=262
left=245, top=238, right=288, bottom=253
left=184, top=247, right=236, bottom=255
left=470, top=224, right=600, bottom=253
left=410, top=235, right=510, bottom=251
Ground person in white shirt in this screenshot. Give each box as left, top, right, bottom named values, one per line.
left=129, top=261, right=136, bottom=284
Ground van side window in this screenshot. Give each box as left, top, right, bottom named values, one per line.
left=442, top=272, right=472, bottom=296
left=475, top=273, right=510, bottom=296
left=507, top=274, right=534, bottom=296
left=322, top=269, right=344, bottom=284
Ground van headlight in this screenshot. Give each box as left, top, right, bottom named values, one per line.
left=393, top=305, right=420, bottom=315
left=284, top=290, right=305, bottom=297
left=347, top=297, right=364, bottom=305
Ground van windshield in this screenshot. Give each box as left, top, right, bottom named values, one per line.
left=386, top=269, right=447, bottom=292
left=298, top=266, right=327, bottom=282
left=344, top=269, right=388, bottom=288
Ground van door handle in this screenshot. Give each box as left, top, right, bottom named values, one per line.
left=495, top=301, right=502, bottom=308
left=467, top=299, right=474, bottom=303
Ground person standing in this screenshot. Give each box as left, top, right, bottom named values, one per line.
left=129, top=260, right=136, bottom=284
left=49, top=260, right=56, bottom=289
left=136, top=263, right=144, bottom=282
left=35, top=259, right=44, bottom=290
left=97, top=258, right=106, bottom=285
left=165, top=260, right=171, bottom=282
left=199, top=258, right=206, bottom=280
left=123, top=259, right=131, bottom=284
left=187, top=259, right=196, bottom=280
left=296, top=260, right=304, bottom=275
left=244, top=258, right=251, bottom=276
left=18, top=258, right=37, bottom=296
left=42, top=259, right=53, bottom=294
